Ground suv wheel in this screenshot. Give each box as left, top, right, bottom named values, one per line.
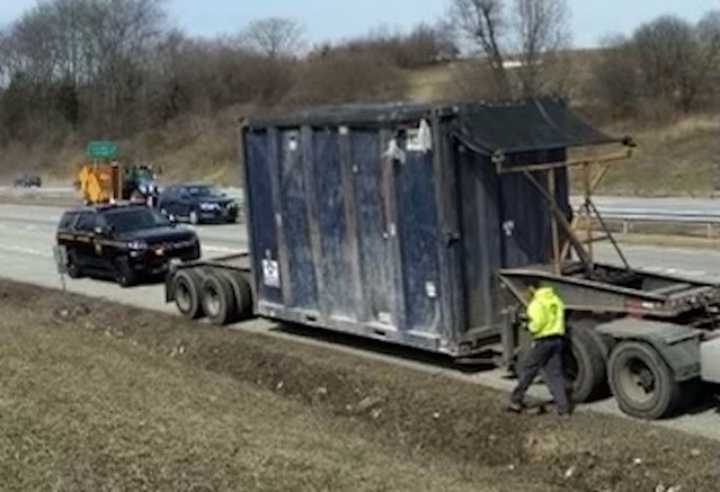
left=115, top=258, right=138, bottom=288
left=66, top=251, right=83, bottom=279
left=189, top=210, right=200, bottom=225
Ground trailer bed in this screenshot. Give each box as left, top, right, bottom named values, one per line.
left=181, top=252, right=252, bottom=272
left=500, top=261, right=720, bottom=321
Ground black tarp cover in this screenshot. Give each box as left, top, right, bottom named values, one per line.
left=247, top=98, right=619, bottom=158
left=451, top=99, right=618, bottom=156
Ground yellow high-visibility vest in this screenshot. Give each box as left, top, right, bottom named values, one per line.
left=527, top=287, right=565, bottom=338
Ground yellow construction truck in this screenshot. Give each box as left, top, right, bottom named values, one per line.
left=76, top=141, right=159, bottom=205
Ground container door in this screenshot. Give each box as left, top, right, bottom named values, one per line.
left=351, top=130, right=398, bottom=327
left=394, top=141, right=442, bottom=335
left=244, top=129, right=282, bottom=306
left=277, top=129, right=319, bottom=311
left=309, top=129, right=355, bottom=320
left=350, top=127, right=442, bottom=336
left=498, top=150, right=570, bottom=268
left=454, top=148, right=503, bottom=333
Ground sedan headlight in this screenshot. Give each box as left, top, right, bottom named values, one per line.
left=200, top=202, right=219, bottom=211
left=127, top=240, right=148, bottom=251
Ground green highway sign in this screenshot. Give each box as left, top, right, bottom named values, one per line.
left=87, top=140, right=118, bottom=159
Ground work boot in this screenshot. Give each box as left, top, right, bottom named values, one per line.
left=504, top=401, right=525, bottom=414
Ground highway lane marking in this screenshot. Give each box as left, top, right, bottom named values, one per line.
left=203, top=245, right=245, bottom=254
left=0, top=215, right=59, bottom=227
left=0, top=244, right=52, bottom=258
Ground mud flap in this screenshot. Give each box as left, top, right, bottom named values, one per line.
left=700, top=337, right=720, bottom=383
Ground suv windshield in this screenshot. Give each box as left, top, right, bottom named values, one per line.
left=187, top=186, right=222, bottom=198
left=104, top=208, right=170, bottom=233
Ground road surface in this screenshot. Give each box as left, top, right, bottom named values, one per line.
left=2, top=187, right=717, bottom=217
left=1, top=202, right=720, bottom=439
left=583, top=196, right=720, bottom=216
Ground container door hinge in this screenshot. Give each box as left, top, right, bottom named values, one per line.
left=445, top=231, right=461, bottom=245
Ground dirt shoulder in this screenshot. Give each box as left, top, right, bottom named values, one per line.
left=0, top=280, right=719, bottom=491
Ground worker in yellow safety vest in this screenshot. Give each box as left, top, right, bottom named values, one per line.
left=507, top=285, right=571, bottom=416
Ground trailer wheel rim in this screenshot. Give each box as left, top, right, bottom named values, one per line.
left=176, top=281, right=192, bottom=312
left=618, top=357, right=657, bottom=405
left=205, top=285, right=221, bottom=317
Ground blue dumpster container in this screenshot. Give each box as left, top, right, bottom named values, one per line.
left=242, top=99, right=617, bottom=357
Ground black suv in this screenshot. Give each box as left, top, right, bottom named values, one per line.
left=56, top=204, right=201, bottom=287
left=14, top=174, right=42, bottom=188
left=157, top=184, right=239, bottom=225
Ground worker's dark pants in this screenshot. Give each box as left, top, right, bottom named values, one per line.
left=510, top=336, right=570, bottom=414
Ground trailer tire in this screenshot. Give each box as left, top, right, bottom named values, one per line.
left=201, top=273, right=237, bottom=326
left=173, top=269, right=204, bottom=319
left=217, top=271, right=253, bottom=321
left=608, top=341, right=682, bottom=420
left=565, top=325, right=607, bottom=403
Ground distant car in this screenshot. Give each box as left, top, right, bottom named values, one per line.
left=56, top=204, right=201, bottom=287
left=14, top=174, right=42, bottom=188
left=157, top=184, right=239, bottom=225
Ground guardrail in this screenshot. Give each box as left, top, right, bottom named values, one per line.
left=589, top=208, right=720, bottom=238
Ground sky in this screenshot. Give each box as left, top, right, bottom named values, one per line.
left=1, top=0, right=719, bottom=48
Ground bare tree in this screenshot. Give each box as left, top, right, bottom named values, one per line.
left=242, top=17, right=305, bottom=58
left=693, top=10, right=720, bottom=107
left=511, top=0, right=571, bottom=97
left=590, top=35, right=639, bottom=118
left=293, top=49, right=403, bottom=105
left=633, top=16, right=696, bottom=107
left=449, top=0, right=571, bottom=99
left=450, top=0, right=510, bottom=96
left=632, top=13, right=720, bottom=113
left=589, top=10, right=720, bottom=118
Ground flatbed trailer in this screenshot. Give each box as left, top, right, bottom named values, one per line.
left=165, top=100, right=720, bottom=420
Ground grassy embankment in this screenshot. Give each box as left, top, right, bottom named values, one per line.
left=0, top=280, right=719, bottom=491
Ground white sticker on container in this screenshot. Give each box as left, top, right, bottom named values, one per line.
left=503, top=220, right=515, bottom=237
left=378, top=311, right=393, bottom=325
left=406, top=129, right=422, bottom=151
left=425, top=281, right=437, bottom=299
left=406, top=120, right=432, bottom=152
left=262, top=259, right=280, bottom=288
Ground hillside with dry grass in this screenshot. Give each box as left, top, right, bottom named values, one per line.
left=595, top=116, right=720, bottom=197
left=1, top=105, right=247, bottom=188
left=1, top=61, right=716, bottom=196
